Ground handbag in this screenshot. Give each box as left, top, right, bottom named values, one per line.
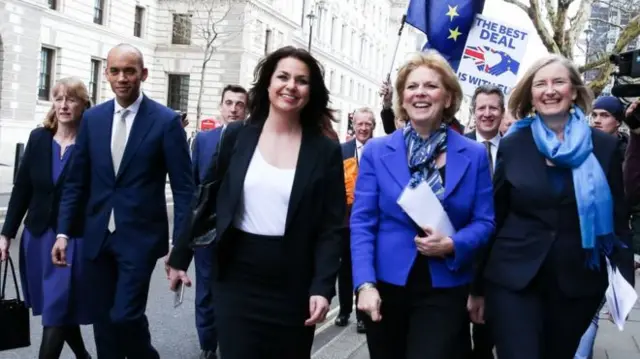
left=0, top=256, right=30, bottom=351
left=189, top=123, right=243, bottom=248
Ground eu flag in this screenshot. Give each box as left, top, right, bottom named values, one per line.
left=405, top=0, right=485, bottom=71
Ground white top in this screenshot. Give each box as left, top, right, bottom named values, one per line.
left=474, top=131, right=501, bottom=173
left=111, top=93, right=144, bottom=150
left=233, top=149, right=296, bottom=236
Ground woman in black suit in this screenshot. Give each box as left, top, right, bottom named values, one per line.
left=167, top=46, right=346, bottom=359
left=468, top=55, right=633, bottom=359
left=0, top=77, right=92, bottom=359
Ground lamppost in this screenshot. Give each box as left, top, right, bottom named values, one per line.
left=306, top=8, right=316, bottom=52
left=584, top=23, right=594, bottom=81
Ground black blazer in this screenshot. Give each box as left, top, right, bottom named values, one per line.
left=169, top=121, right=347, bottom=301
left=472, top=126, right=632, bottom=297
left=1, top=127, right=81, bottom=239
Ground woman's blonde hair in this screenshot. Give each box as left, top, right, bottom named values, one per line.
left=508, top=54, right=593, bottom=120
left=393, top=50, right=463, bottom=124
left=43, top=77, right=92, bottom=133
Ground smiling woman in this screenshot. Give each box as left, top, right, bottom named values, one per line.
left=350, top=50, right=495, bottom=359
left=167, top=46, right=346, bottom=359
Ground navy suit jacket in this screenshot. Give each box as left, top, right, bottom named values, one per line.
left=2, top=128, right=81, bottom=239
left=341, top=139, right=357, bottom=161
left=472, top=127, right=633, bottom=296
left=192, top=127, right=223, bottom=185
left=351, top=128, right=495, bottom=290
left=57, top=96, right=195, bottom=259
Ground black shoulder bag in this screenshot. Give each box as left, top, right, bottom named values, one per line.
left=0, top=256, right=30, bottom=351
left=189, top=123, right=243, bottom=247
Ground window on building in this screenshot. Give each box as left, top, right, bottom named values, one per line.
left=167, top=75, right=190, bottom=112
left=134, top=6, right=145, bottom=38
left=172, top=14, right=192, bottom=45
left=264, top=29, right=272, bottom=55
left=89, top=59, right=101, bottom=105
left=48, top=0, right=57, bottom=10
left=94, top=0, right=104, bottom=25
left=38, top=48, right=54, bottom=101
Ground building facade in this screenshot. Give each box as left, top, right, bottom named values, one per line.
left=0, top=0, right=420, bottom=165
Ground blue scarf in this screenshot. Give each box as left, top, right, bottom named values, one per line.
left=403, top=123, right=448, bottom=200
left=506, top=106, right=616, bottom=269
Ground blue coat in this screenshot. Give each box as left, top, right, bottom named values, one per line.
left=350, top=127, right=495, bottom=289
left=192, top=127, right=223, bottom=185
left=57, top=96, right=194, bottom=259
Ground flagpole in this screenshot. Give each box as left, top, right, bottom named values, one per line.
left=387, top=14, right=407, bottom=82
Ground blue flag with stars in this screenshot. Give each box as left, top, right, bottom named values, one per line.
left=405, top=0, right=485, bottom=71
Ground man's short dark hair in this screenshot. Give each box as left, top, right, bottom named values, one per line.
left=471, top=84, right=505, bottom=113
left=221, top=85, right=247, bottom=103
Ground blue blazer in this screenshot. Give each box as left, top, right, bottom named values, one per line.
left=350, top=127, right=495, bottom=289
left=57, top=96, right=195, bottom=259
left=192, top=127, right=223, bottom=185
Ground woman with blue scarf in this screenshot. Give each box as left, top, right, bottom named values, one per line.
left=468, top=55, right=633, bottom=359
left=350, top=51, right=495, bottom=358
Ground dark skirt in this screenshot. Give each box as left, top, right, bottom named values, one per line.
left=19, top=228, right=94, bottom=326
left=213, top=228, right=315, bottom=359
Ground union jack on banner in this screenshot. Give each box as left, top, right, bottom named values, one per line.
left=463, top=46, right=491, bottom=72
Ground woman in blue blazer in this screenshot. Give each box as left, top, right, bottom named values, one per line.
left=350, top=51, right=495, bottom=359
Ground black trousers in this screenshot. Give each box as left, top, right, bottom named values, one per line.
left=364, top=255, right=470, bottom=359
left=469, top=322, right=495, bottom=359
left=213, top=229, right=316, bottom=359
left=337, top=228, right=365, bottom=320
left=485, top=262, right=603, bottom=359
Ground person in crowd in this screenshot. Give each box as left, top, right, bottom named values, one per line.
left=468, top=55, right=633, bottom=359
left=623, top=99, right=640, bottom=270
left=0, top=77, right=93, bottom=359
left=465, top=84, right=505, bottom=359
left=166, top=46, right=346, bottom=359
left=351, top=50, right=495, bottom=359
left=499, top=111, right=515, bottom=135
left=336, top=107, right=376, bottom=333
left=575, top=94, right=631, bottom=359
left=590, top=96, right=629, bottom=159
left=188, top=84, right=247, bottom=359
left=51, top=44, right=194, bottom=359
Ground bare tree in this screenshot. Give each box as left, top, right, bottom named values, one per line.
left=164, top=0, right=247, bottom=129
left=503, top=0, right=640, bottom=95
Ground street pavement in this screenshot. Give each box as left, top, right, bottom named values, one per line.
left=0, top=205, right=354, bottom=359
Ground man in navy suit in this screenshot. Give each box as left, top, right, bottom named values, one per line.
left=465, top=84, right=504, bottom=359
left=52, top=44, right=194, bottom=358
left=190, top=84, right=247, bottom=359
left=336, top=107, right=375, bottom=333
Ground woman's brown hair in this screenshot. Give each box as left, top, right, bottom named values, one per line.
left=508, top=54, right=593, bottom=120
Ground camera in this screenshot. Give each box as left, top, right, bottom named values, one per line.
left=610, top=49, right=640, bottom=129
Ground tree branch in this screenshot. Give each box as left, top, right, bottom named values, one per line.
left=589, top=17, right=625, bottom=30
left=587, top=13, right=640, bottom=95
left=544, top=0, right=557, bottom=26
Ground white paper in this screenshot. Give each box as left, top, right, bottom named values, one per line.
left=604, top=257, right=638, bottom=331
left=396, top=181, right=456, bottom=236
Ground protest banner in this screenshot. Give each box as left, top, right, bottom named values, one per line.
left=457, top=14, right=529, bottom=97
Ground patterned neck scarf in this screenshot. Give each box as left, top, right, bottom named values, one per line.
left=403, top=122, right=448, bottom=200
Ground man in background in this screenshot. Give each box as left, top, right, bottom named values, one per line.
left=336, top=107, right=375, bottom=334
left=190, top=84, right=247, bottom=359
left=466, top=84, right=505, bottom=359
left=590, top=96, right=629, bottom=159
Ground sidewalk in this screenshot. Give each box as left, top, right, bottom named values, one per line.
left=345, top=274, right=640, bottom=359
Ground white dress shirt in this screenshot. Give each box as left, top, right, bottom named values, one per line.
left=355, top=140, right=364, bottom=163
left=111, top=93, right=144, bottom=150
left=474, top=131, right=501, bottom=172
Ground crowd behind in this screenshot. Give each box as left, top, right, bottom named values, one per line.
left=0, top=41, right=638, bottom=359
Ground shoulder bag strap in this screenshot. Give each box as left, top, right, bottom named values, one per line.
left=1, top=256, right=21, bottom=301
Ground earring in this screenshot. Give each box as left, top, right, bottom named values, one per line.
left=569, top=104, right=576, bottom=114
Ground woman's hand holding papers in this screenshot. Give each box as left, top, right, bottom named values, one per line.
left=414, top=225, right=454, bottom=257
